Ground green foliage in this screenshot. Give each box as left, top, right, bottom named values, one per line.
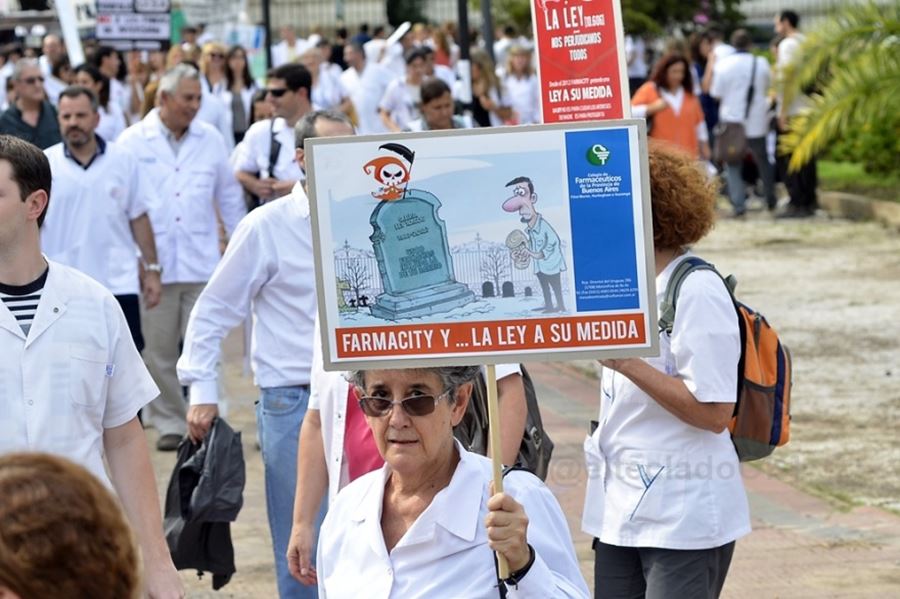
left=778, top=1, right=900, bottom=173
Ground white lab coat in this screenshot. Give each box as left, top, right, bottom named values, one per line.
left=0, top=261, right=158, bottom=486
left=117, top=109, right=246, bottom=285
left=582, top=253, right=751, bottom=549
left=42, top=139, right=150, bottom=296
left=317, top=440, right=590, bottom=598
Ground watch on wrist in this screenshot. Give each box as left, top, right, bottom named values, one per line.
left=503, top=544, right=535, bottom=587
left=144, top=263, right=163, bottom=274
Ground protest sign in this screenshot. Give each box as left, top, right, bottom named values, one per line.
left=307, top=120, right=656, bottom=370
left=531, top=0, right=630, bottom=123
left=96, top=0, right=171, bottom=52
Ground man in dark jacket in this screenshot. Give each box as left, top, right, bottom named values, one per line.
left=0, top=58, right=61, bottom=149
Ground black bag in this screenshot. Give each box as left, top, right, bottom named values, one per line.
left=713, top=55, right=758, bottom=165
left=453, top=365, right=554, bottom=480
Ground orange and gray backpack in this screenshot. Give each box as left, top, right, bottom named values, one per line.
left=659, top=257, right=792, bottom=461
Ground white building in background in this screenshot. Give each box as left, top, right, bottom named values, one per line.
left=740, top=0, right=891, bottom=26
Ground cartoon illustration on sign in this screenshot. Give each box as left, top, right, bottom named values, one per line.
left=330, top=142, right=578, bottom=325
left=501, top=177, right=567, bottom=314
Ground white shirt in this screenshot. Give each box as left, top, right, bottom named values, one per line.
left=272, top=38, right=310, bottom=68
left=379, top=78, right=421, bottom=131
left=97, top=102, right=128, bottom=142
left=309, top=324, right=351, bottom=504
left=711, top=52, right=772, bottom=139
left=312, top=65, right=348, bottom=110
left=117, top=109, right=246, bottom=285
left=0, top=261, right=158, bottom=486
left=775, top=34, right=808, bottom=117
left=712, top=42, right=736, bottom=62
left=178, top=183, right=316, bottom=404
left=109, top=77, right=130, bottom=117
left=44, top=76, right=67, bottom=106
left=582, top=252, right=751, bottom=549
left=317, top=441, right=590, bottom=598
left=231, top=117, right=303, bottom=183
left=503, top=73, right=541, bottom=124
left=195, top=84, right=234, bottom=153
left=42, top=139, right=150, bottom=296
left=341, top=63, right=393, bottom=135
left=625, top=36, right=648, bottom=78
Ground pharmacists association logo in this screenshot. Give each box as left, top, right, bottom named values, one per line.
left=587, top=143, right=610, bottom=166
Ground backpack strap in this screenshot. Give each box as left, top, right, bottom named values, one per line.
left=658, top=257, right=738, bottom=335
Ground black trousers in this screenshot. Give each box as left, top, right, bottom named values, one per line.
left=115, top=293, right=144, bottom=353
left=776, top=125, right=818, bottom=212
left=593, top=539, right=736, bottom=599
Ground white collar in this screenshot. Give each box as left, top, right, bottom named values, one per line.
left=350, top=440, right=485, bottom=544
left=292, top=182, right=310, bottom=218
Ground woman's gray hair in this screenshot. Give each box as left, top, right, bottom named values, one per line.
left=294, top=109, right=353, bottom=149
left=158, top=63, right=199, bottom=96
left=347, top=366, right=481, bottom=400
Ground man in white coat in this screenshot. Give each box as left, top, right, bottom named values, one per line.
left=118, top=64, right=246, bottom=450
left=178, top=109, right=353, bottom=598
left=42, top=85, right=162, bottom=352
left=0, top=133, right=184, bottom=599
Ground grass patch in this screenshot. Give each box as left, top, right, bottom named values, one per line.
left=819, top=161, right=900, bottom=203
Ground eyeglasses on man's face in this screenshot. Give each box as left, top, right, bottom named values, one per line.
left=266, top=87, right=289, bottom=98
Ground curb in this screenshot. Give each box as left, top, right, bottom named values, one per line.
left=819, top=190, right=900, bottom=231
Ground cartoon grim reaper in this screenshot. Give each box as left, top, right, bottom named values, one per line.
left=363, top=143, right=415, bottom=201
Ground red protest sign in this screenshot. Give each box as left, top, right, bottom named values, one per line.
left=531, top=0, right=630, bottom=123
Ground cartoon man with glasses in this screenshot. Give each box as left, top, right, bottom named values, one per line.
left=502, top=176, right=567, bottom=313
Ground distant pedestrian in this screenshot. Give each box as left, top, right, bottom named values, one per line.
left=117, top=64, right=246, bottom=451
left=0, top=58, right=61, bottom=149
left=774, top=9, right=817, bottom=218
left=41, top=85, right=161, bottom=351
left=632, top=53, right=710, bottom=160
left=711, top=29, right=777, bottom=215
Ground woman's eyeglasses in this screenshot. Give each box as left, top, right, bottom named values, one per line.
left=358, top=390, right=451, bottom=418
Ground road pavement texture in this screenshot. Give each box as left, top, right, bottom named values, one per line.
left=148, top=209, right=900, bottom=597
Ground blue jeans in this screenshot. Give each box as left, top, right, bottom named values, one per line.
left=257, top=386, right=326, bottom=598
left=724, top=136, right=776, bottom=215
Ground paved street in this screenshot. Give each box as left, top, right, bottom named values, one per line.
left=148, top=212, right=900, bottom=597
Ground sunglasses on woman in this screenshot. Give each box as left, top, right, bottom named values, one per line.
left=358, top=390, right=451, bottom=417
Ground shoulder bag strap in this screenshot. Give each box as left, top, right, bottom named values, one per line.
left=744, top=55, right=758, bottom=120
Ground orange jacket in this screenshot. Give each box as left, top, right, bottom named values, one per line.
left=633, top=82, right=705, bottom=158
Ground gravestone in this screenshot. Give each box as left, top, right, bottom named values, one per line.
left=524, top=286, right=533, bottom=297
left=482, top=281, right=495, bottom=298
left=501, top=281, right=515, bottom=298
left=369, top=189, right=475, bottom=320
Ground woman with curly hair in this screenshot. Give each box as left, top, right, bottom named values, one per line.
left=632, top=53, right=710, bottom=160
left=583, top=142, right=750, bottom=599
left=0, top=453, right=141, bottom=599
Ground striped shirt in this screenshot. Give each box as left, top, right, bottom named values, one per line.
left=0, top=267, right=48, bottom=336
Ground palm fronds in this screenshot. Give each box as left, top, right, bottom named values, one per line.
left=778, top=1, right=900, bottom=171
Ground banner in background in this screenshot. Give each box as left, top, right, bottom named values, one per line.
left=96, top=0, right=171, bottom=51
left=531, top=0, right=630, bottom=123
left=306, top=121, right=656, bottom=370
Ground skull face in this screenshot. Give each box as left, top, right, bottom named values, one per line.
left=380, top=164, right=406, bottom=187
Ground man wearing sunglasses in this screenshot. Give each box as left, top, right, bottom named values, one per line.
left=231, top=63, right=312, bottom=205
left=0, top=58, right=61, bottom=149
left=179, top=109, right=354, bottom=599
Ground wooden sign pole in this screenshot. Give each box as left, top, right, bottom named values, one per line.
left=485, top=364, right=509, bottom=579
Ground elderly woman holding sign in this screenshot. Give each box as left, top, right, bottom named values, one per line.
left=314, top=365, right=588, bottom=598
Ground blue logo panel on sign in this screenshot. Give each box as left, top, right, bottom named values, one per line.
left=566, top=128, right=639, bottom=312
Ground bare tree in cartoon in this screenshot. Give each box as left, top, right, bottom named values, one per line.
left=480, top=246, right=510, bottom=294
left=341, top=258, right=370, bottom=307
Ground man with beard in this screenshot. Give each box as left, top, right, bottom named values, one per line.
left=41, top=85, right=161, bottom=351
